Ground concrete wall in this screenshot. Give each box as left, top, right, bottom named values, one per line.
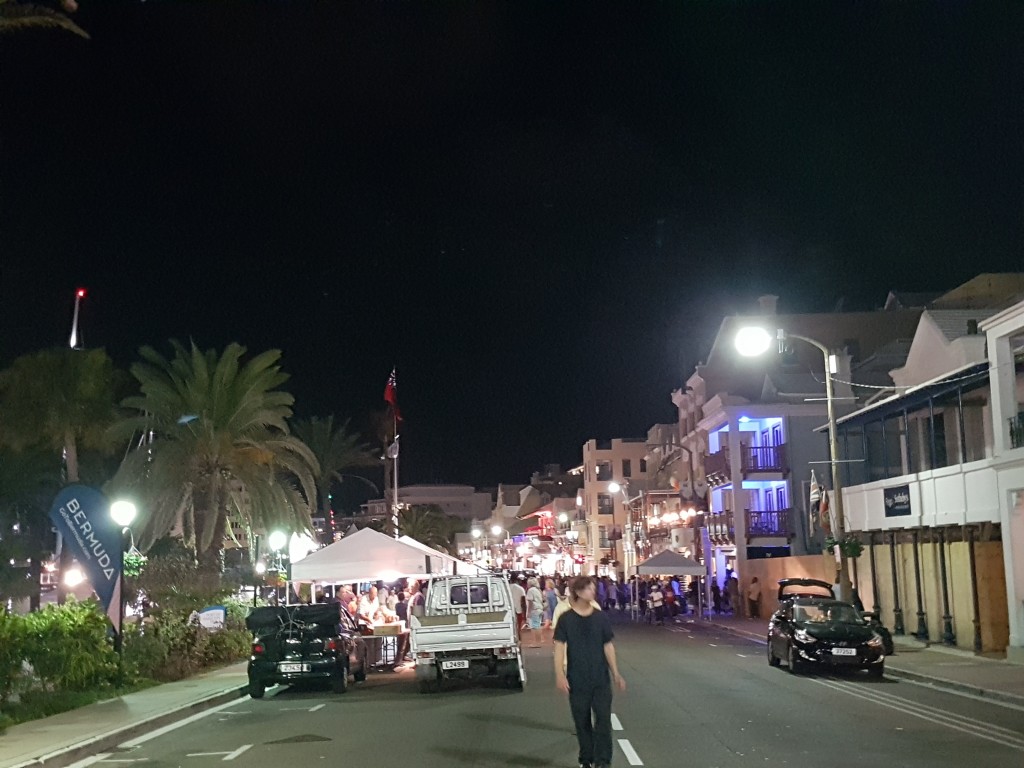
left=854, top=539, right=1008, bottom=653
left=740, top=554, right=830, bottom=620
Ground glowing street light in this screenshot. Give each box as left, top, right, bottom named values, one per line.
left=110, top=500, right=137, bottom=528
left=110, top=499, right=138, bottom=661
left=63, top=567, right=85, bottom=587
left=471, top=528, right=482, bottom=539
left=490, top=524, right=503, bottom=537
left=734, top=326, right=773, bottom=358
left=268, top=530, right=288, bottom=552
left=558, top=512, right=569, bottom=524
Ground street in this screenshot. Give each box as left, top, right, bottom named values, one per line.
left=67, top=617, right=1024, bottom=768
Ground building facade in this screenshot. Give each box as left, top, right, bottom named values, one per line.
left=361, top=484, right=493, bottom=521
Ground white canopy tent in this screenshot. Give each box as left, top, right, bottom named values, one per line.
left=290, top=527, right=446, bottom=583
left=634, top=549, right=705, bottom=576
left=398, top=535, right=487, bottom=576
left=632, top=549, right=706, bottom=622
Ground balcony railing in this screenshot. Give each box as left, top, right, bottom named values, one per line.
left=741, top=444, right=788, bottom=474
left=745, top=508, right=791, bottom=538
left=706, top=510, right=735, bottom=543
left=705, top=450, right=730, bottom=486
left=1010, top=415, right=1024, bottom=450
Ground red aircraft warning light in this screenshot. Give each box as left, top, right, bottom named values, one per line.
left=76, top=288, right=86, bottom=298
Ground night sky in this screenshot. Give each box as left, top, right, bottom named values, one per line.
left=2, top=2, right=1022, bottom=502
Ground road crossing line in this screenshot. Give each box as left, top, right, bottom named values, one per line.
left=610, top=713, right=623, bottom=731
left=618, top=739, right=644, bottom=765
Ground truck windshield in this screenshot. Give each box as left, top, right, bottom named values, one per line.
left=450, top=583, right=490, bottom=605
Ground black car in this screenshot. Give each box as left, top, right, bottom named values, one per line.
left=775, top=577, right=894, bottom=655
left=767, top=597, right=886, bottom=676
left=246, top=603, right=368, bottom=699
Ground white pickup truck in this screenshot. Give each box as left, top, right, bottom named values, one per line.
left=410, top=574, right=526, bottom=693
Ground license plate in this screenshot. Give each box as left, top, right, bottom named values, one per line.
left=831, top=647, right=857, bottom=656
left=441, top=660, right=469, bottom=670
left=278, top=662, right=310, bottom=672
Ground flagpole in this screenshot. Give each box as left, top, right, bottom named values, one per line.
left=392, top=412, right=400, bottom=539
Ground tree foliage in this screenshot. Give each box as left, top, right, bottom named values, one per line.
left=291, top=415, right=378, bottom=518
left=109, top=341, right=318, bottom=563
left=398, top=504, right=466, bottom=554
left=0, top=1, right=89, bottom=39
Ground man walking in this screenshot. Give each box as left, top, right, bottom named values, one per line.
left=554, top=576, right=626, bottom=768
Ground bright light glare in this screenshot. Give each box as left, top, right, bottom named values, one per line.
left=471, top=528, right=482, bottom=539
left=268, top=530, right=288, bottom=551
left=575, top=495, right=583, bottom=507
left=734, top=326, right=773, bottom=357
left=110, top=500, right=137, bottom=527
left=76, top=288, right=86, bottom=298
left=490, top=525, right=502, bottom=537
left=608, top=481, right=621, bottom=493
left=64, top=567, right=85, bottom=587
left=558, top=512, right=569, bottom=523
left=255, top=561, right=267, bottom=575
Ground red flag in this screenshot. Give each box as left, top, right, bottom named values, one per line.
left=384, top=368, right=402, bottom=421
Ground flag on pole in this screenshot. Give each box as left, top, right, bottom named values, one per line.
left=386, top=435, right=400, bottom=459
left=384, top=368, right=402, bottom=422
left=809, top=469, right=821, bottom=535
left=819, top=485, right=833, bottom=538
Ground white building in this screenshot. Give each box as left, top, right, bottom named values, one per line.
left=837, top=286, right=1024, bottom=659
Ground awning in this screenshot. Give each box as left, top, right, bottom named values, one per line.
left=291, top=527, right=445, bottom=583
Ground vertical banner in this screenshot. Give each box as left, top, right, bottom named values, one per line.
left=48, top=485, right=121, bottom=628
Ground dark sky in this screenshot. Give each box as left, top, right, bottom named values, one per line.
left=2, top=2, right=1023, bottom=503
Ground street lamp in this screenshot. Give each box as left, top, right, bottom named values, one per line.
left=109, top=500, right=137, bottom=661
left=267, top=530, right=288, bottom=603
left=735, top=326, right=853, bottom=602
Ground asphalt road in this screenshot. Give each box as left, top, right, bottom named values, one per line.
left=68, top=616, right=1024, bottom=768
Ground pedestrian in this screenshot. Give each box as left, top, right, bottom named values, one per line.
left=746, top=576, right=761, bottom=619
left=543, top=578, right=559, bottom=643
left=526, top=577, right=545, bottom=648
left=727, top=575, right=740, bottom=616
left=554, top=576, right=626, bottom=768
left=509, top=576, right=527, bottom=639
left=650, top=581, right=665, bottom=625
left=711, top=581, right=722, bottom=614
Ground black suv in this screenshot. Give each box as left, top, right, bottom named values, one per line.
left=246, top=603, right=368, bottom=699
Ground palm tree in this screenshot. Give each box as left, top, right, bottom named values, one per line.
left=0, top=347, right=118, bottom=601
left=109, top=341, right=319, bottom=570
left=291, top=416, right=379, bottom=538
left=399, top=505, right=466, bottom=554
left=0, top=1, right=89, bottom=38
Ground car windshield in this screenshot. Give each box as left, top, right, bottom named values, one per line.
left=795, top=604, right=863, bottom=624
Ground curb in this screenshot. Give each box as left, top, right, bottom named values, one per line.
left=7, top=684, right=247, bottom=768
left=705, top=620, right=1024, bottom=706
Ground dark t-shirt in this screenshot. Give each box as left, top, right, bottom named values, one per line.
left=553, top=609, right=614, bottom=688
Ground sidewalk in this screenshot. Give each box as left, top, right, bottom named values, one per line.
left=0, top=662, right=248, bottom=768
left=700, top=613, right=1024, bottom=705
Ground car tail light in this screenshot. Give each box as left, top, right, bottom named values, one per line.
left=251, top=642, right=265, bottom=656
left=325, top=638, right=338, bottom=652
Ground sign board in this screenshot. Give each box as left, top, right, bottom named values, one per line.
left=883, top=484, right=912, bottom=517
left=48, top=485, right=122, bottom=628
left=197, top=606, right=226, bottom=632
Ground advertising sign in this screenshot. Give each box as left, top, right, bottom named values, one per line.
left=883, top=484, right=912, bottom=517
left=48, top=485, right=121, bottom=627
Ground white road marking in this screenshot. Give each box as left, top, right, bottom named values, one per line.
left=223, top=745, right=252, bottom=761
left=618, top=738, right=644, bottom=765
left=121, top=699, right=243, bottom=748
left=309, top=704, right=325, bottom=712
left=64, top=754, right=110, bottom=768
left=611, top=713, right=623, bottom=731
left=98, top=760, right=149, bottom=763
left=812, top=679, right=1024, bottom=751
left=708, top=643, right=717, bottom=647
left=893, top=675, right=1024, bottom=713
left=187, top=753, right=232, bottom=758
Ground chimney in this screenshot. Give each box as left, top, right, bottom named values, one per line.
left=757, top=295, right=779, bottom=315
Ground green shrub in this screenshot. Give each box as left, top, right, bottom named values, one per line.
left=0, top=611, right=27, bottom=704
left=122, top=623, right=169, bottom=681
left=21, top=599, right=118, bottom=691
left=202, top=628, right=251, bottom=665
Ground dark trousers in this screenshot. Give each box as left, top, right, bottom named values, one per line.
left=569, top=682, right=613, bottom=766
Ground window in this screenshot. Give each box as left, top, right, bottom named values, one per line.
left=622, top=459, right=632, bottom=478
left=639, top=458, right=647, bottom=473
left=598, top=525, right=610, bottom=549
left=776, top=487, right=787, bottom=509
left=596, top=461, right=613, bottom=481
left=450, top=583, right=490, bottom=605
left=765, top=491, right=775, bottom=511
left=761, top=429, right=770, bottom=447
left=597, top=493, right=614, bottom=515
left=772, top=423, right=783, bottom=445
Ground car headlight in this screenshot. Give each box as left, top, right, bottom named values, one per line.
left=867, top=633, right=884, bottom=648
left=794, top=628, right=816, bottom=644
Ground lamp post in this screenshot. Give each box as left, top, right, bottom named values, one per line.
left=735, top=326, right=853, bottom=602
left=268, top=530, right=287, bottom=603
left=109, top=500, right=137, bottom=663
